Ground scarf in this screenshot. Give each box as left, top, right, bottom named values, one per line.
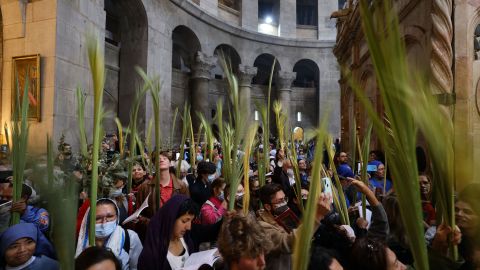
left=0, top=223, right=56, bottom=266
left=75, top=199, right=125, bottom=258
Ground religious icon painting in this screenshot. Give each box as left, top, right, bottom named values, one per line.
left=11, top=54, right=41, bottom=121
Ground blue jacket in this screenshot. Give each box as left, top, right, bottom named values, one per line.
left=21, top=206, right=49, bottom=233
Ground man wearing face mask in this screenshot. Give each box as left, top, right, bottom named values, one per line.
left=256, top=183, right=332, bottom=270
left=189, top=161, right=217, bottom=207
left=108, top=172, right=130, bottom=224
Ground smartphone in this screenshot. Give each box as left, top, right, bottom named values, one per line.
left=321, top=177, right=334, bottom=204
left=367, top=164, right=377, bottom=172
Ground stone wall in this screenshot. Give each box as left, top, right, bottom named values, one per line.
left=1, top=0, right=58, bottom=153
left=1, top=0, right=340, bottom=153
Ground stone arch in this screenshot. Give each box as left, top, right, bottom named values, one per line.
left=252, top=53, right=281, bottom=85
left=292, top=59, right=319, bottom=88
left=104, top=0, right=148, bottom=131
left=213, top=44, right=241, bottom=79
left=172, top=25, right=202, bottom=73
left=292, top=59, right=319, bottom=127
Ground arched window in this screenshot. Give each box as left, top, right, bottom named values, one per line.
left=213, top=44, right=241, bottom=79
left=253, top=53, right=281, bottom=85
left=103, top=0, right=148, bottom=131
left=172, top=26, right=202, bottom=73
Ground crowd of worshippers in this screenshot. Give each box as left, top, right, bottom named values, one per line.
left=0, top=136, right=479, bottom=270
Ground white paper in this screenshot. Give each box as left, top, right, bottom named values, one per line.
left=355, top=202, right=372, bottom=229
left=0, top=200, right=12, bottom=214
left=183, top=248, right=220, bottom=270
left=122, top=192, right=150, bottom=225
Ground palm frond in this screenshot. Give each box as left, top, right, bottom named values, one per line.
left=86, top=34, right=105, bottom=245
left=114, top=117, right=125, bottom=156
left=292, top=128, right=327, bottom=270
left=242, top=123, right=258, bottom=214
left=346, top=1, right=432, bottom=267
left=76, top=87, right=88, bottom=157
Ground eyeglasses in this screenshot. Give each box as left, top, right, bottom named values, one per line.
left=95, top=214, right=117, bottom=223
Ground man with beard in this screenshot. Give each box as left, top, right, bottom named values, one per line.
left=256, top=183, right=332, bottom=270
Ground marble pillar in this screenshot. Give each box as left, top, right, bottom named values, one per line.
left=191, top=52, right=215, bottom=131
left=277, top=71, right=296, bottom=117
left=238, top=65, right=258, bottom=116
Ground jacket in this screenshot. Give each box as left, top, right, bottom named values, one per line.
left=256, top=209, right=321, bottom=270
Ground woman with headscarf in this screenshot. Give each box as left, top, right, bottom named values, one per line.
left=138, top=195, right=197, bottom=270
left=139, top=194, right=222, bottom=270
left=76, top=198, right=142, bottom=270
left=0, top=223, right=58, bottom=270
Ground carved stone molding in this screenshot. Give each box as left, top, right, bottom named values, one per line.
left=277, top=71, right=296, bottom=90
left=430, top=0, right=453, bottom=96
left=237, top=65, right=257, bottom=86
left=191, top=52, right=216, bottom=80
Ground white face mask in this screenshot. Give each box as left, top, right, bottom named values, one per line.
left=109, top=187, right=124, bottom=198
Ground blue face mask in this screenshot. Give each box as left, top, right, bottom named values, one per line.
left=197, top=155, right=203, bottom=162
left=95, top=220, right=117, bottom=238
left=208, top=174, right=215, bottom=183
left=217, top=191, right=224, bottom=201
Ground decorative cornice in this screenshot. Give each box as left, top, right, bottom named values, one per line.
left=430, top=0, right=453, bottom=96
left=170, top=0, right=335, bottom=48
left=191, top=52, right=215, bottom=79
left=237, top=65, right=257, bottom=87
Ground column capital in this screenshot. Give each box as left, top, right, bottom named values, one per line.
left=191, top=52, right=216, bottom=79
left=237, top=65, right=257, bottom=86
left=277, top=71, right=296, bottom=90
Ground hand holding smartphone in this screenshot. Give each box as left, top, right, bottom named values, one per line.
left=321, top=177, right=334, bottom=204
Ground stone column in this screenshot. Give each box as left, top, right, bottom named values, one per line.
left=241, top=0, right=258, bottom=32
left=238, top=65, right=257, bottom=116
left=190, top=52, right=215, bottom=131
left=277, top=71, right=296, bottom=117
left=279, top=0, right=296, bottom=38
